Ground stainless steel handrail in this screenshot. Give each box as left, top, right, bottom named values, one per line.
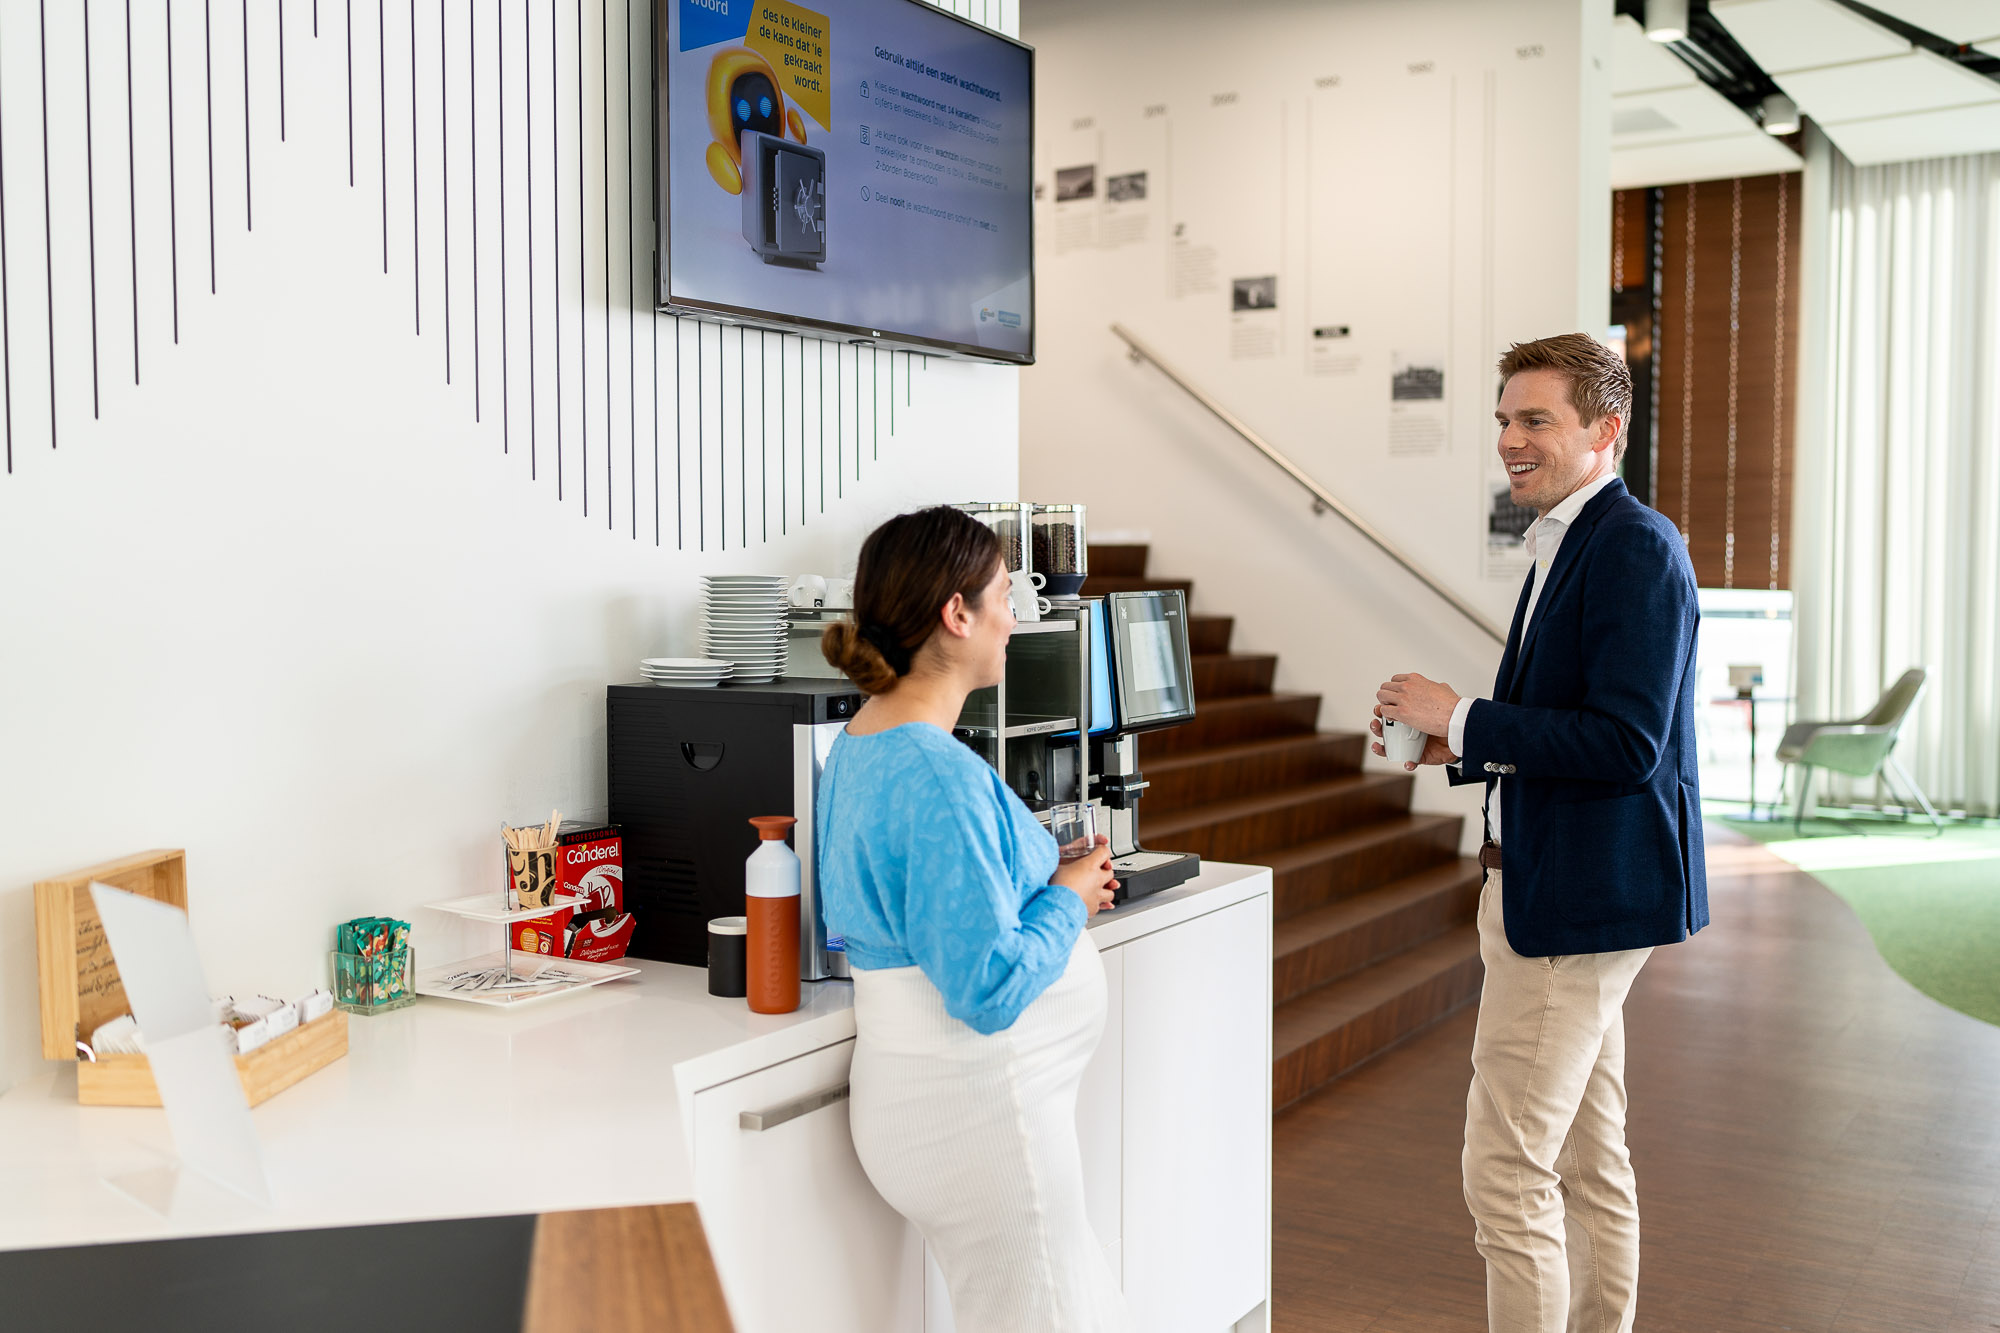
left=1110, top=323, right=1507, bottom=646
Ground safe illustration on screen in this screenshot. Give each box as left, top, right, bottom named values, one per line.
left=703, top=46, right=829, bottom=267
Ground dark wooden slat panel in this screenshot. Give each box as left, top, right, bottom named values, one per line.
left=1611, top=186, right=1650, bottom=294
left=1652, top=173, right=1799, bottom=590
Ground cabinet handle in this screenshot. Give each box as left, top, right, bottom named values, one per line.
left=740, top=1082, right=850, bottom=1132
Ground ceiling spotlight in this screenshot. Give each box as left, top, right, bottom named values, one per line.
left=1644, top=0, right=1689, bottom=43
left=1760, top=92, right=1800, bottom=135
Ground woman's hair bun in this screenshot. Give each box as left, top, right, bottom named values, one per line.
left=821, top=620, right=901, bottom=696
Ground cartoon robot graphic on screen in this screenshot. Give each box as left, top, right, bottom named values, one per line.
left=704, top=47, right=827, bottom=268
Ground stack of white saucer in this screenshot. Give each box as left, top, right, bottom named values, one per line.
left=700, top=575, right=790, bottom=684
left=640, top=657, right=734, bottom=688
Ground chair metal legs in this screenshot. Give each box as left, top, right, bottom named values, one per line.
left=1883, top=755, right=1947, bottom=837
left=1793, top=764, right=1814, bottom=835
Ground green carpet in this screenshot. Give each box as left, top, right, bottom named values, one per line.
left=1709, top=806, right=2000, bottom=1028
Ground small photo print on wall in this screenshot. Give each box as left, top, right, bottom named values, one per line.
left=1230, top=277, right=1279, bottom=359
left=1388, top=350, right=1447, bottom=455
left=1390, top=358, right=1445, bottom=401
left=1484, top=479, right=1537, bottom=579
left=1055, top=165, right=1098, bottom=202
left=1232, top=276, right=1278, bottom=312
left=1107, top=170, right=1148, bottom=203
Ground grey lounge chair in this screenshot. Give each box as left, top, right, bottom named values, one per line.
left=1775, top=667, right=1942, bottom=836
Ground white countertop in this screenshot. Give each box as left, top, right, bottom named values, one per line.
left=0, top=862, right=1269, bottom=1253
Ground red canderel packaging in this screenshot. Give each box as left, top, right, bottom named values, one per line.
left=505, top=822, right=632, bottom=961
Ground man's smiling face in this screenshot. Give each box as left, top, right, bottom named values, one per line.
left=1495, top=368, right=1620, bottom=517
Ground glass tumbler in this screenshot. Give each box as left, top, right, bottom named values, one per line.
left=1048, top=802, right=1098, bottom=864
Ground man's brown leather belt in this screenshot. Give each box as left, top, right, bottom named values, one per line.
left=1479, top=842, right=1504, bottom=872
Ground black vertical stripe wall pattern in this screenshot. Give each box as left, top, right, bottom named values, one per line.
left=0, top=0, right=953, bottom=543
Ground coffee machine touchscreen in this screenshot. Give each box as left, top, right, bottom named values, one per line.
left=1110, top=592, right=1195, bottom=730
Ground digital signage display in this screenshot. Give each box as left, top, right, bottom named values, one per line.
left=657, top=0, right=1035, bottom=363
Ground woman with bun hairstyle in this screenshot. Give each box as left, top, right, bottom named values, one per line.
left=817, top=505, right=1128, bottom=1333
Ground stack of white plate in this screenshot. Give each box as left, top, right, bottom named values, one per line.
left=700, top=575, right=790, bottom=684
left=640, top=657, right=734, bottom=688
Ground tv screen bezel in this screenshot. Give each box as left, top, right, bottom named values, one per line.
left=653, top=0, right=1036, bottom=366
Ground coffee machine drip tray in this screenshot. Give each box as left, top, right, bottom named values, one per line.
left=1110, top=849, right=1201, bottom=903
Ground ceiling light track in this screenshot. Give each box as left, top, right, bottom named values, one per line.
left=1615, top=0, right=1785, bottom=112
left=1822, top=0, right=2000, bottom=83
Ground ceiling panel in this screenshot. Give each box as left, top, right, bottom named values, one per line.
left=1611, top=14, right=1699, bottom=94
left=1611, top=134, right=1804, bottom=190
left=1613, top=85, right=1766, bottom=145
left=1777, top=49, right=2000, bottom=123
left=1820, top=101, right=2000, bottom=164
left=1862, top=0, right=2000, bottom=43
left=1712, top=0, right=1910, bottom=73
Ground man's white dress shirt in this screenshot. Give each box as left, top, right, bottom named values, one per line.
left=1447, top=471, right=1619, bottom=845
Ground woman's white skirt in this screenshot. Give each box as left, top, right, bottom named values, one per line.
left=848, top=933, right=1130, bottom=1333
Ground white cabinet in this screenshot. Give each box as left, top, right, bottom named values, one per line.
left=1076, top=941, right=1125, bottom=1276
left=1121, top=895, right=1273, bottom=1332
left=690, top=1039, right=925, bottom=1333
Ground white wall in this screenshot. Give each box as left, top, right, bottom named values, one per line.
left=1020, top=0, right=1610, bottom=839
left=0, top=0, right=1019, bottom=1095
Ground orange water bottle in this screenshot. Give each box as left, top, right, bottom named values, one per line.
left=745, top=816, right=801, bottom=1014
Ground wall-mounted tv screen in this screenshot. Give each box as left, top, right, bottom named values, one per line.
left=656, top=0, right=1034, bottom=364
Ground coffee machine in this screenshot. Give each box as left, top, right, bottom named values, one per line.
left=607, top=678, right=862, bottom=977
left=962, top=589, right=1202, bottom=902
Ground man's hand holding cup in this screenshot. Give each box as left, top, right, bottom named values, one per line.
left=1371, top=672, right=1462, bottom=771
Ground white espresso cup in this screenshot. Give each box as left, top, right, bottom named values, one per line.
left=787, top=574, right=827, bottom=608
left=1008, top=570, right=1050, bottom=623
left=1381, top=717, right=1428, bottom=766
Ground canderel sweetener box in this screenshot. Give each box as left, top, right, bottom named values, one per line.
left=504, top=821, right=632, bottom=961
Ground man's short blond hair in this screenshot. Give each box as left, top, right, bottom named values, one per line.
left=1497, top=334, right=1634, bottom=462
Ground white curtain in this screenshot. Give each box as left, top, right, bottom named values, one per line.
left=1792, top=137, right=2000, bottom=818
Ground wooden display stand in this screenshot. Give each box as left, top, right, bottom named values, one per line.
left=33, top=849, right=348, bottom=1108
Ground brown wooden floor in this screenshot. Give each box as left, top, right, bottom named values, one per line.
left=1273, top=827, right=2000, bottom=1332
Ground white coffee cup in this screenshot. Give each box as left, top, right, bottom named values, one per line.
left=788, top=574, right=827, bottom=608
left=1381, top=717, right=1428, bottom=766
left=1008, top=570, right=1049, bottom=623
left=822, top=578, right=856, bottom=610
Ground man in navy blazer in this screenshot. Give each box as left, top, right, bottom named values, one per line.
left=1374, top=333, right=1706, bottom=1332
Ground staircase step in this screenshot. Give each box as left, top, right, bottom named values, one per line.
left=1142, top=773, right=1413, bottom=863
left=1274, top=860, right=1484, bottom=1003
left=1088, top=544, right=1150, bottom=578
left=1192, top=653, right=1279, bottom=700
left=1187, top=615, right=1234, bottom=656
left=1143, top=692, right=1319, bottom=757
left=1267, top=813, right=1468, bottom=921
left=1274, top=925, right=1484, bottom=1109
left=1143, top=733, right=1366, bottom=814
left=1085, top=575, right=1193, bottom=599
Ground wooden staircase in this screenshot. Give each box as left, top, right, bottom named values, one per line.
left=1091, top=543, right=1486, bottom=1110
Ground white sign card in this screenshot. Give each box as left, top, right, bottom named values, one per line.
left=89, top=882, right=273, bottom=1207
